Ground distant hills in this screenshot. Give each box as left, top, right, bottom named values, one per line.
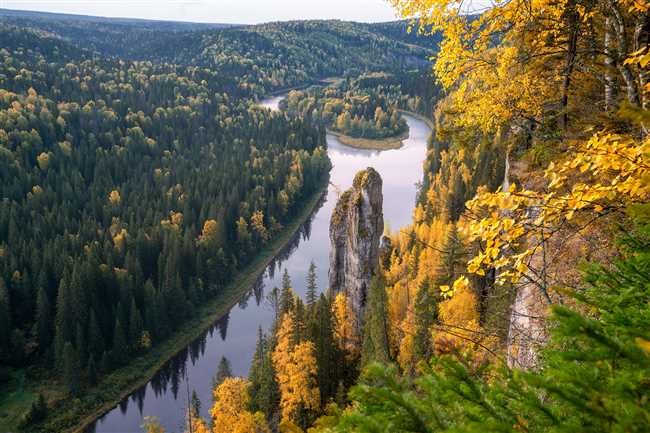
left=0, top=8, right=437, bottom=68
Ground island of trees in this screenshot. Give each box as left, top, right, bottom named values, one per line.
left=0, top=12, right=438, bottom=433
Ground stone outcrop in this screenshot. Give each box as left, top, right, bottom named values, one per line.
left=329, top=167, right=384, bottom=327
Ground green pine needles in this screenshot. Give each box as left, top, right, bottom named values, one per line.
left=327, top=210, right=650, bottom=433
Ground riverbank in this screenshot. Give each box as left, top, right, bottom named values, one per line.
left=13, top=178, right=329, bottom=433
left=327, top=128, right=410, bottom=150
left=397, top=109, right=435, bottom=130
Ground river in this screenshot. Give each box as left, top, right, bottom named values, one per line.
left=87, top=96, right=431, bottom=433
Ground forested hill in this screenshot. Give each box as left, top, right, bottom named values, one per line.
left=0, top=10, right=435, bottom=94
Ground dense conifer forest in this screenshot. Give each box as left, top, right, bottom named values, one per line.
left=0, top=10, right=440, bottom=432
left=2, top=0, right=649, bottom=431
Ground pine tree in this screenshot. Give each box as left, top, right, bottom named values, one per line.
left=249, top=328, right=279, bottom=419
left=311, top=294, right=338, bottom=404
left=35, top=286, right=51, bottom=354
left=434, top=223, right=466, bottom=288
left=212, top=356, right=232, bottom=390
left=55, top=269, right=73, bottom=347
left=87, top=354, right=97, bottom=385
left=361, top=275, right=391, bottom=366
left=87, top=309, right=105, bottom=359
left=75, top=322, right=87, bottom=368
left=0, top=278, right=12, bottom=358
left=413, top=277, right=437, bottom=362
left=100, top=350, right=111, bottom=373
left=69, top=265, right=88, bottom=332
left=63, top=341, right=80, bottom=396
left=191, top=389, right=201, bottom=417
left=111, top=319, right=128, bottom=366
left=280, top=269, right=294, bottom=315
left=306, top=261, right=318, bottom=309
left=128, top=297, right=144, bottom=351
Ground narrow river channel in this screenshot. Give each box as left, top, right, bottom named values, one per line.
left=88, top=95, right=432, bottom=433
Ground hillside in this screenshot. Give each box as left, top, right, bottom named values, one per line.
left=0, top=9, right=434, bottom=93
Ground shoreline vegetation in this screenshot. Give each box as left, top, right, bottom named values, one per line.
left=327, top=128, right=410, bottom=150
left=17, top=176, right=329, bottom=433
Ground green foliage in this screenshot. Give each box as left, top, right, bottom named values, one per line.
left=327, top=215, right=650, bottom=433
left=361, top=275, right=391, bottom=367
left=213, top=356, right=233, bottom=391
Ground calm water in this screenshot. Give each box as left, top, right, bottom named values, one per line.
left=87, top=97, right=431, bottom=433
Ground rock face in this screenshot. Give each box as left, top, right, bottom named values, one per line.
left=503, top=154, right=548, bottom=370
left=329, top=168, right=384, bottom=327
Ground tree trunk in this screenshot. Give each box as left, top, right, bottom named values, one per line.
left=609, top=1, right=642, bottom=107
left=635, top=12, right=649, bottom=111
left=604, top=17, right=616, bottom=111
left=561, top=0, right=580, bottom=132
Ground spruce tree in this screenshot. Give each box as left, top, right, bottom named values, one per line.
left=312, top=294, right=338, bottom=403
left=87, top=309, right=105, bottom=359
left=128, top=297, right=144, bottom=351
left=35, top=286, right=51, bottom=354
left=75, top=322, right=87, bottom=368
left=280, top=269, right=293, bottom=315
left=413, top=278, right=437, bottom=362
left=63, top=341, right=80, bottom=396
left=190, top=390, right=201, bottom=417
left=55, top=269, right=73, bottom=345
left=306, top=261, right=318, bottom=309
left=100, top=350, right=111, bottom=373
left=212, top=356, right=232, bottom=390
left=361, top=275, right=391, bottom=366
left=0, top=278, right=12, bottom=358
left=111, top=319, right=128, bottom=366
left=87, top=354, right=98, bottom=385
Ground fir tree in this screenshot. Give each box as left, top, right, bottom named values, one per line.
left=306, top=261, right=318, bottom=309
left=75, top=322, right=87, bottom=368
left=87, top=354, right=98, bottom=385
left=54, top=270, right=73, bottom=348
left=0, top=278, right=12, bottom=358
left=100, top=350, right=111, bottom=373
left=361, top=275, right=390, bottom=366
left=35, top=286, right=51, bottom=354
left=311, top=294, right=339, bottom=404
left=111, top=319, right=128, bottom=366
left=212, top=356, right=232, bottom=390
left=128, top=297, right=144, bottom=351
left=413, top=278, right=437, bottom=362
left=63, top=341, right=80, bottom=396
left=280, top=269, right=294, bottom=315
left=190, top=389, right=201, bottom=417
left=87, top=309, right=105, bottom=359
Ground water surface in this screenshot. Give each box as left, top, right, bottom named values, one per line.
left=88, top=97, right=431, bottom=433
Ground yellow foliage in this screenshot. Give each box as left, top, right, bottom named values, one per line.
left=459, top=132, right=650, bottom=285
left=199, top=219, right=219, bottom=245
left=273, top=313, right=320, bottom=423
left=250, top=210, right=270, bottom=244
left=436, top=280, right=482, bottom=350
left=161, top=211, right=183, bottom=232
left=112, top=228, right=127, bottom=253
left=108, top=190, right=121, bottom=205
left=36, top=152, right=50, bottom=170
left=332, top=293, right=360, bottom=360
left=210, top=377, right=270, bottom=433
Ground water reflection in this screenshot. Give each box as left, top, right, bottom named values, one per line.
left=88, top=103, right=431, bottom=433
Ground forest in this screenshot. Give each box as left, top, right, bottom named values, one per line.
left=0, top=10, right=442, bottom=433
left=140, top=0, right=649, bottom=431
left=2, top=0, right=649, bottom=431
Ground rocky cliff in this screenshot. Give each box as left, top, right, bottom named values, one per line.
left=329, top=168, right=384, bottom=328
